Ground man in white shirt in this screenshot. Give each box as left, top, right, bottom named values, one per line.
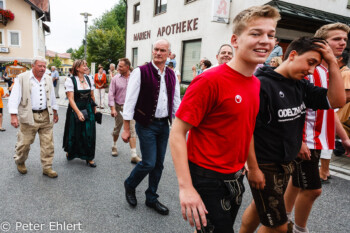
left=121, top=39, right=181, bottom=215
left=8, top=56, right=59, bottom=178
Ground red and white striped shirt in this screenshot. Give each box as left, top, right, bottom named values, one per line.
left=303, top=65, right=335, bottom=150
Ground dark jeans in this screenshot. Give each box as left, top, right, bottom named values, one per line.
left=125, top=120, right=169, bottom=203
left=191, top=171, right=245, bottom=233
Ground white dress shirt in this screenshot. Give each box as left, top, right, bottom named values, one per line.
left=123, top=61, right=181, bottom=120
left=8, top=71, right=58, bottom=114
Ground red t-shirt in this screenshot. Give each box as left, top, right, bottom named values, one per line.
left=176, top=64, right=260, bottom=174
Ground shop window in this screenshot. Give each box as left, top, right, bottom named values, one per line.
left=155, top=0, right=167, bottom=15
left=134, top=3, right=140, bottom=23
left=132, top=48, right=138, bottom=68
left=181, top=39, right=201, bottom=83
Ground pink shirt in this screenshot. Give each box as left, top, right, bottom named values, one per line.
left=108, top=74, right=129, bottom=106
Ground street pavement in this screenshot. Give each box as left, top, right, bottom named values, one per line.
left=0, top=81, right=349, bottom=232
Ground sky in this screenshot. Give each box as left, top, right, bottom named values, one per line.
left=45, top=0, right=119, bottom=53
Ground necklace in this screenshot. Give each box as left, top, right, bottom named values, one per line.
left=80, top=79, right=85, bottom=84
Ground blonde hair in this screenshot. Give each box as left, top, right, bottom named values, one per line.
left=233, top=5, right=280, bottom=35
left=270, top=56, right=282, bottom=67
left=314, top=23, right=350, bottom=39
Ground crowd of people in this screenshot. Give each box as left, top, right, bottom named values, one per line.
left=1, top=4, right=350, bottom=233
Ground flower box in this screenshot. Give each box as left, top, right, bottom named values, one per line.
left=0, top=9, right=15, bottom=25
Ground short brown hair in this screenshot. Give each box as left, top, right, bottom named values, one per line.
left=118, top=58, right=131, bottom=68
left=233, top=5, right=280, bottom=35
left=314, top=23, right=350, bottom=39
left=72, top=59, right=86, bottom=76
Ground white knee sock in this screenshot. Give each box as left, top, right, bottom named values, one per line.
left=286, top=212, right=292, bottom=223
left=113, top=141, right=116, bottom=146
left=131, top=148, right=137, bottom=157
left=293, top=224, right=309, bottom=233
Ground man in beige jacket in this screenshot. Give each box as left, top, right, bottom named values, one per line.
left=8, top=56, right=59, bottom=178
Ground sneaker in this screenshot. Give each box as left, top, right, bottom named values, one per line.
left=43, top=168, right=58, bottom=178
left=16, top=163, right=27, bottom=174
left=112, top=146, right=118, bottom=157
left=131, top=155, right=141, bottom=164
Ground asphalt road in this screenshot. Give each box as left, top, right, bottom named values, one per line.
left=0, top=101, right=349, bottom=233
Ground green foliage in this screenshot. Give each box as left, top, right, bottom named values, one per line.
left=180, top=85, right=188, bottom=96
left=71, top=44, right=85, bottom=61
left=86, top=27, right=125, bottom=70
left=90, top=0, right=126, bottom=31
left=66, top=48, right=73, bottom=53
left=49, top=54, right=62, bottom=69
left=70, top=0, right=126, bottom=67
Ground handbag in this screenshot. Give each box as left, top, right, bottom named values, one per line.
left=73, top=109, right=89, bottom=122
left=95, top=112, right=102, bottom=124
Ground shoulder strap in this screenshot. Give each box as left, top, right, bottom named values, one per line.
left=70, top=76, right=78, bottom=92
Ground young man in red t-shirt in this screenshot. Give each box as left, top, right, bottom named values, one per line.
left=169, top=5, right=280, bottom=233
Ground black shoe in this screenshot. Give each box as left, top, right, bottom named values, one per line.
left=86, top=160, right=97, bottom=167
left=124, top=181, right=137, bottom=207
left=320, top=178, right=330, bottom=184
left=145, top=200, right=169, bottom=215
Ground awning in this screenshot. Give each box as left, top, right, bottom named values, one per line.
left=266, top=0, right=350, bottom=33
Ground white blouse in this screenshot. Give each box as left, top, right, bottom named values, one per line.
left=65, top=75, right=95, bottom=92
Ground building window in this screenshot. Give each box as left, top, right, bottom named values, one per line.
left=181, top=39, right=201, bottom=83
left=132, top=48, right=138, bottom=68
left=348, top=0, right=350, bottom=9
left=0, top=0, right=5, bottom=9
left=155, top=0, right=167, bottom=15
left=0, top=30, right=4, bottom=46
left=8, top=30, right=21, bottom=47
left=134, top=3, right=140, bottom=23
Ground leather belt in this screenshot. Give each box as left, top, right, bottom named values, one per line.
left=32, top=109, right=47, bottom=113
left=189, top=161, right=243, bottom=180
left=153, top=117, right=168, bottom=121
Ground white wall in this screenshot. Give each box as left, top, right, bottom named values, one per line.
left=126, top=0, right=350, bottom=73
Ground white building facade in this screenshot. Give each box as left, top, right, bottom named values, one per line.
left=126, top=0, right=350, bottom=83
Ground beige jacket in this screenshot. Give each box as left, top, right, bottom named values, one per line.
left=17, top=71, right=54, bottom=125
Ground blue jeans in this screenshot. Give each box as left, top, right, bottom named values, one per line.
left=125, top=120, right=169, bottom=203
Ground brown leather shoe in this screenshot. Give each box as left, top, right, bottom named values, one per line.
left=131, top=155, right=141, bottom=164
left=17, top=163, right=27, bottom=174
left=43, top=168, right=58, bottom=178
left=112, top=146, right=118, bottom=157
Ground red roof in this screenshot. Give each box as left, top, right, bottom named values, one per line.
left=27, top=0, right=49, bottom=12
left=46, top=50, right=71, bottom=59
left=24, top=0, right=50, bottom=21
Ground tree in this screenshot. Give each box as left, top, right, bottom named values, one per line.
left=90, top=1, right=126, bottom=31
left=48, top=54, right=62, bottom=69
left=70, top=0, right=127, bottom=67
left=71, top=44, right=84, bottom=61
left=86, top=27, right=125, bottom=70
left=66, top=48, right=73, bottom=53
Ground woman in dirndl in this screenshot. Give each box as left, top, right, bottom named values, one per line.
left=63, top=60, right=97, bottom=167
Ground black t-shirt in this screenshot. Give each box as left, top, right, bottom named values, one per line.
left=254, top=66, right=329, bottom=163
